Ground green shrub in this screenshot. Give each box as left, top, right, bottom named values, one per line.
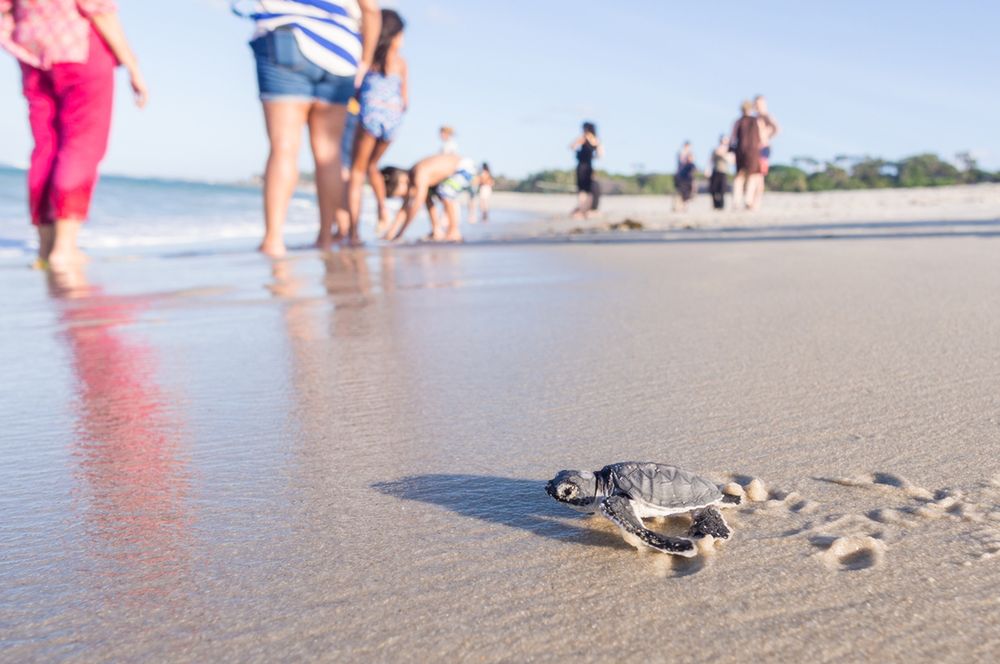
left=766, top=165, right=808, bottom=192
left=897, top=153, right=961, bottom=187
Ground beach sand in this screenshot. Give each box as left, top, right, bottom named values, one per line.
left=478, top=183, right=1000, bottom=242
left=2, top=205, right=1000, bottom=660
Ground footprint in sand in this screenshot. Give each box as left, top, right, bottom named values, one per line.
left=813, top=534, right=887, bottom=571
left=815, top=471, right=1000, bottom=566
left=702, top=471, right=1000, bottom=571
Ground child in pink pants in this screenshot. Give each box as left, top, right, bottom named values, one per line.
left=22, top=27, right=115, bottom=237
left=1, top=0, right=147, bottom=268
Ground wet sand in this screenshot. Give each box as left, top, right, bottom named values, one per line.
left=2, top=235, right=1000, bottom=661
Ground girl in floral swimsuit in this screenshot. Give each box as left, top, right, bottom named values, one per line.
left=347, top=9, right=408, bottom=244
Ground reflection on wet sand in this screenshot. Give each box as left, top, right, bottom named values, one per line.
left=269, top=247, right=455, bottom=502
left=49, top=266, right=193, bottom=608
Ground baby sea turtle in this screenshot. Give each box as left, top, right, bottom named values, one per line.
left=545, top=461, right=743, bottom=557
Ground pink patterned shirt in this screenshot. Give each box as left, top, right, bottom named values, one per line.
left=0, top=0, right=118, bottom=70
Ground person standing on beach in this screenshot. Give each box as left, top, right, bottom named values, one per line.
left=347, top=9, right=407, bottom=244
left=706, top=134, right=734, bottom=210
left=239, top=0, right=380, bottom=257
left=439, top=126, right=458, bottom=155
left=570, top=122, right=603, bottom=219
left=474, top=163, right=495, bottom=222
left=751, top=94, right=780, bottom=209
left=673, top=141, right=697, bottom=213
left=730, top=100, right=765, bottom=211
left=1, top=0, right=148, bottom=270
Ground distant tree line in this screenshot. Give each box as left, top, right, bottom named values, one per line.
left=500, top=153, right=999, bottom=195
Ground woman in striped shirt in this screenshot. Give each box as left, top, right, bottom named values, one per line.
left=238, top=0, right=380, bottom=256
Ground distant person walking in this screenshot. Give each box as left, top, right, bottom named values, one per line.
left=347, top=9, right=407, bottom=244
left=706, top=134, right=734, bottom=210
left=570, top=122, right=603, bottom=219
left=1, top=0, right=148, bottom=269
left=751, top=94, right=780, bottom=209
left=730, top=100, right=765, bottom=211
left=673, top=141, right=697, bottom=212
left=474, top=163, right=495, bottom=222
left=239, top=0, right=380, bottom=257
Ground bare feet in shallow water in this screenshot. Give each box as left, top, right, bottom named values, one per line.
left=47, top=248, right=89, bottom=270
left=315, top=232, right=342, bottom=252
left=259, top=239, right=287, bottom=258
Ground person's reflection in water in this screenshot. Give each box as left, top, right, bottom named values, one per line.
left=48, top=265, right=192, bottom=608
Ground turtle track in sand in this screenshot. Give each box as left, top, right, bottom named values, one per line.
left=730, top=471, right=1000, bottom=572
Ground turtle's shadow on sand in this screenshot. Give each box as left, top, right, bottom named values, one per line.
left=371, top=474, right=631, bottom=551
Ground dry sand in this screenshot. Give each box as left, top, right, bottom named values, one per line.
left=480, top=183, right=1000, bottom=242
left=2, top=200, right=1000, bottom=661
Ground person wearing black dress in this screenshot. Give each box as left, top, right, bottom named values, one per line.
left=569, top=121, right=603, bottom=219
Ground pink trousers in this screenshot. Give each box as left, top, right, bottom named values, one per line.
left=21, top=28, right=115, bottom=226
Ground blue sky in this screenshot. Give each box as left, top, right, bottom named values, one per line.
left=1, top=0, right=997, bottom=180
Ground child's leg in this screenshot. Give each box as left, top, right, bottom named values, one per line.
left=443, top=199, right=462, bottom=241
left=348, top=130, right=378, bottom=242
left=307, top=102, right=348, bottom=249
left=367, top=139, right=392, bottom=232
left=426, top=197, right=443, bottom=239
left=466, top=193, right=477, bottom=224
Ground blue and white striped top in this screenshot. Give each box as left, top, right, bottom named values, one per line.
left=234, top=0, right=362, bottom=76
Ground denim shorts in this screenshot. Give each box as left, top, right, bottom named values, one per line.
left=251, top=29, right=354, bottom=105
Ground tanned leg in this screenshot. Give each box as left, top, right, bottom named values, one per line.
left=443, top=198, right=462, bottom=242
left=348, top=130, right=378, bottom=245
left=367, top=140, right=392, bottom=235
left=261, top=100, right=311, bottom=257
left=307, top=101, right=348, bottom=250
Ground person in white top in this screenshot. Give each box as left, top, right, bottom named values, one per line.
left=439, top=125, right=458, bottom=155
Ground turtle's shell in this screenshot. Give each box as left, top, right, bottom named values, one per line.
left=604, top=462, right=722, bottom=511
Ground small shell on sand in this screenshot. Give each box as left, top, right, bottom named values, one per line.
left=745, top=478, right=769, bottom=502
left=722, top=482, right=745, bottom=499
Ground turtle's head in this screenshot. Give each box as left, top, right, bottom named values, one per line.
left=546, top=470, right=599, bottom=513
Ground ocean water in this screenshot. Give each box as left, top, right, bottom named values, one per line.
left=0, top=167, right=520, bottom=263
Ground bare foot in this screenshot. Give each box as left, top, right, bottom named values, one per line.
left=443, top=232, right=463, bottom=243
left=259, top=240, right=287, bottom=258
left=571, top=211, right=585, bottom=220
left=315, top=232, right=341, bottom=252
left=47, top=248, right=88, bottom=269
left=46, top=262, right=89, bottom=295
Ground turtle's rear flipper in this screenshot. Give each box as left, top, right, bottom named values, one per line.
left=688, top=506, right=731, bottom=540
left=600, top=495, right=697, bottom=557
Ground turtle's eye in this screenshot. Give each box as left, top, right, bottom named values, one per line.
left=558, top=484, right=575, bottom=499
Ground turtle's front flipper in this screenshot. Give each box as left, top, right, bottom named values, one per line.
left=600, top=495, right=697, bottom=557
left=688, top=506, right=731, bottom=540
